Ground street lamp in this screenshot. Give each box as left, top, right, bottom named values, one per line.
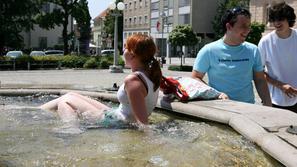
left=160, top=12, right=167, bottom=65
left=109, top=0, right=125, bottom=73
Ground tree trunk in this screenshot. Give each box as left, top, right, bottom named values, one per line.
left=63, top=12, right=69, bottom=55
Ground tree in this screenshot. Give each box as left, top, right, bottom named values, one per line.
left=212, top=0, right=249, bottom=39
left=0, top=0, right=42, bottom=55
left=168, top=25, right=198, bottom=66
left=103, top=0, right=123, bottom=53
left=246, top=22, right=265, bottom=45
left=37, top=0, right=91, bottom=55
left=72, top=0, right=91, bottom=54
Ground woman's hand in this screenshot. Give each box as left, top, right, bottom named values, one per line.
left=218, top=92, right=229, bottom=100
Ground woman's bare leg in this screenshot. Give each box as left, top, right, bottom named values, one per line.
left=39, top=97, right=61, bottom=111
left=57, top=101, right=79, bottom=123
left=40, top=92, right=110, bottom=121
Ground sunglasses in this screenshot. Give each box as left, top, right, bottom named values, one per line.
left=230, top=7, right=246, bottom=15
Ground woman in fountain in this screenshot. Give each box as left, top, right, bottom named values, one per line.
left=40, top=34, right=162, bottom=127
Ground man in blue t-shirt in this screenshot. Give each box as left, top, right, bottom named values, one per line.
left=192, top=7, right=272, bottom=106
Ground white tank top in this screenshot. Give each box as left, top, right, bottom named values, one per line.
left=116, top=71, right=159, bottom=122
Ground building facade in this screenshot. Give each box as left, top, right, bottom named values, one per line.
left=22, top=3, right=73, bottom=50
left=149, top=0, right=219, bottom=61
left=123, top=0, right=151, bottom=44
left=250, top=0, right=297, bottom=34
left=92, top=9, right=110, bottom=54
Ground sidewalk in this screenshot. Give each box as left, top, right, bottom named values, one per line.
left=0, top=58, right=195, bottom=90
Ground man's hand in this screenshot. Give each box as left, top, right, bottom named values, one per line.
left=218, top=93, right=229, bottom=100
left=280, top=84, right=297, bottom=98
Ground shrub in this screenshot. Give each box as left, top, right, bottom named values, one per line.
left=83, top=57, right=99, bottom=69
left=60, top=55, right=89, bottom=68
left=99, top=59, right=111, bottom=69
left=246, top=22, right=265, bottom=45
left=15, top=55, right=34, bottom=62
left=168, top=65, right=193, bottom=72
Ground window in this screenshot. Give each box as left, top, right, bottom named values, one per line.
left=134, top=1, right=137, bottom=9
left=144, top=15, right=148, bottom=24
left=151, top=1, right=159, bottom=11
left=124, top=19, right=127, bottom=27
left=139, top=16, right=142, bottom=24
left=168, top=0, right=174, bottom=9
left=125, top=3, right=128, bottom=10
left=179, top=0, right=190, bottom=7
left=139, top=0, right=142, bottom=8
left=151, top=18, right=158, bottom=28
left=129, top=17, right=132, bottom=25
left=145, top=0, right=148, bottom=7
left=164, top=0, right=168, bottom=8
left=167, top=16, right=173, bottom=24
left=134, top=17, right=137, bottom=24
left=178, top=14, right=190, bottom=24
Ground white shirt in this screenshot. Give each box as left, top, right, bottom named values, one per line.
left=258, top=29, right=297, bottom=106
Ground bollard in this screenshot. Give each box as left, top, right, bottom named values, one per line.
left=27, top=62, right=30, bottom=70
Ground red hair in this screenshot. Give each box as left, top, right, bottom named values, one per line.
left=125, top=34, right=162, bottom=91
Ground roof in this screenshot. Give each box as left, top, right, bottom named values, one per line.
left=93, top=8, right=109, bottom=22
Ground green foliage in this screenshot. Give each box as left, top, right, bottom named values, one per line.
left=0, top=55, right=125, bottom=70
left=83, top=57, right=99, bottom=69
left=103, top=0, right=124, bottom=52
left=15, top=55, right=34, bottom=62
left=169, top=25, right=198, bottom=47
left=168, top=25, right=198, bottom=67
left=246, top=22, right=265, bottom=45
left=36, top=0, right=91, bottom=55
left=212, top=0, right=250, bottom=39
left=72, top=0, right=92, bottom=54
left=32, top=55, right=61, bottom=61
left=0, top=0, right=42, bottom=54
left=168, top=65, right=193, bottom=72
left=99, top=59, right=110, bottom=69
left=60, top=55, right=89, bottom=68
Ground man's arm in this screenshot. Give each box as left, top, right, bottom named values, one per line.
left=191, top=70, right=205, bottom=82
left=191, top=70, right=229, bottom=100
left=264, top=72, right=297, bottom=98
left=253, top=71, right=272, bottom=106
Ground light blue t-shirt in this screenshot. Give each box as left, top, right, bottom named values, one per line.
left=193, top=39, right=263, bottom=103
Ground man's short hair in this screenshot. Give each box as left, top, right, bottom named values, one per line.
left=221, top=7, right=251, bottom=33
left=268, top=2, right=296, bottom=27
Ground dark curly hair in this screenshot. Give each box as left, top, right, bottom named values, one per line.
left=221, top=7, right=251, bottom=33
left=268, top=2, right=296, bottom=27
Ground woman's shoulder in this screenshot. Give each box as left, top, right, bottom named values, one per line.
left=124, top=73, right=139, bottom=83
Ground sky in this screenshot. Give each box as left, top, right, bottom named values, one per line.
left=87, top=0, right=112, bottom=19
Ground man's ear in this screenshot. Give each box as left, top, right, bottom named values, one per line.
left=226, top=23, right=232, bottom=31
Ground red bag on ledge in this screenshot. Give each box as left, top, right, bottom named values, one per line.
left=160, top=76, right=221, bottom=102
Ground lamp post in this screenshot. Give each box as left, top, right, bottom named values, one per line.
left=109, top=0, right=124, bottom=73
left=160, top=12, right=167, bottom=65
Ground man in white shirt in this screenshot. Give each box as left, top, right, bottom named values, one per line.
left=258, top=2, right=297, bottom=113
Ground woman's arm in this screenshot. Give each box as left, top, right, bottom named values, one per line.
left=124, top=74, right=149, bottom=125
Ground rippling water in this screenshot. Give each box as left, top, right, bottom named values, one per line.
left=0, top=95, right=282, bottom=167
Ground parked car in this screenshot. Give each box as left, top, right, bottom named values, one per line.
left=5, top=51, right=23, bottom=59
left=30, top=51, right=46, bottom=56
left=101, top=49, right=114, bottom=56
left=45, top=50, right=64, bottom=56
